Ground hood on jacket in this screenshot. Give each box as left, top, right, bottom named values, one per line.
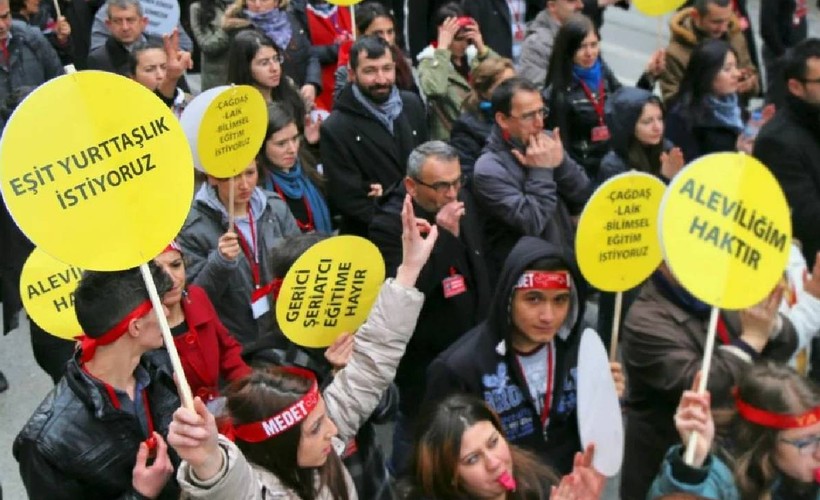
left=486, top=236, right=586, bottom=349
left=604, top=86, right=658, bottom=161
left=670, top=7, right=741, bottom=48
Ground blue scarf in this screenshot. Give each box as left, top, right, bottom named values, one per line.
left=702, top=94, right=744, bottom=132
left=572, top=59, right=602, bottom=90
left=352, top=84, right=403, bottom=135
left=264, top=160, right=332, bottom=234
left=244, top=8, right=292, bottom=50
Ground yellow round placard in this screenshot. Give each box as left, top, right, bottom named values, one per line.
left=197, top=85, right=267, bottom=177
left=633, top=0, right=687, bottom=16
left=276, top=236, right=385, bottom=347
left=20, top=248, right=83, bottom=340
left=659, top=153, right=791, bottom=309
left=576, top=172, right=665, bottom=292
left=326, top=0, right=362, bottom=5
left=0, top=71, right=194, bottom=271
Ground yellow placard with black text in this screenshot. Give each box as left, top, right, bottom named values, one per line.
left=20, top=248, right=83, bottom=340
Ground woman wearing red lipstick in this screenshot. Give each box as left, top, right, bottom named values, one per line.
left=401, top=394, right=604, bottom=500
left=151, top=242, right=251, bottom=404
left=650, top=364, right=820, bottom=500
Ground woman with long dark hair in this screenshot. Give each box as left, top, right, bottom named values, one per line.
left=168, top=196, right=437, bottom=499
left=544, top=14, right=663, bottom=179
left=256, top=103, right=332, bottom=234
left=401, top=394, right=605, bottom=499
left=664, top=39, right=745, bottom=161
left=650, top=364, right=820, bottom=500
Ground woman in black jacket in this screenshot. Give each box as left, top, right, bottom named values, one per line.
left=664, top=39, right=745, bottom=162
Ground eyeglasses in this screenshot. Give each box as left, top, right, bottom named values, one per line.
left=509, top=106, right=548, bottom=123
left=801, top=77, right=820, bottom=85
left=779, top=435, right=820, bottom=456
left=413, top=174, right=465, bottom=195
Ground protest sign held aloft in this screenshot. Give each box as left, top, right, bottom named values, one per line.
left=20, top=248, right=83, bottom=340
left=276, top=236, right=385, bottom=348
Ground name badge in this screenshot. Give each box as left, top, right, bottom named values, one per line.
left=443, top=274, right=467, bottom=298
left=251, top=294, right=270, bottom=319
left=591, top=125, right=611, bottom=143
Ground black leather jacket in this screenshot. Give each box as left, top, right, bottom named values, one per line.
left=13, top=354, right=181, bottom=500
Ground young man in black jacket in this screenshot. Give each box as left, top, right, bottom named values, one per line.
left=14, top=266, right=182, bottom=500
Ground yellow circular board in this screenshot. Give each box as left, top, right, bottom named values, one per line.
left=276, top=236, right=385, bottom=348
left=20, top=248, right=83, bottom=340
left=197, top=85, right=267, bottom=178
left=660, top=153, right=791, bottom=310
left=633, top=0, right=687, bottom=16
left=326, top=0, right=362, bottom=5
left=576, top=172, right=665, bottom=292
left=0, top=71, right=194, bottom=271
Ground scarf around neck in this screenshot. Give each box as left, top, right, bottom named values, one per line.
left=351, top=84, right=403, bottom=134
left=244, top=8, right=292, bottom=51
left=264, top=160, right=332, bottom=234
left=572, top=58, right=603, bottom=90
left=652, top=269, right=712, bottom=320
left=702, top=93, right=743, bottom=132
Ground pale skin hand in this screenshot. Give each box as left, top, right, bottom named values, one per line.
left=395, top=194, right=438, bottom=288
left=644, top=48, right=666, bottom=77
left=161, top=29, right=192, bottom=98
left=367, top=183, right=383, bottom=198
left=300, top=84, right=316, bottom=110
left=436, top=17, right=460, bottom=50
left=167, top=397, right=223, bottom=481
left=736, top=69, right=758, bottom=94
left=132, top=433, right=175, bottom=498
left=675, top=372, right=714, bottom=467
left=435, top=200, right=465, bottom=237
left=803, top=252, right=820, bottom=300
left=660, top=147, right=685, bottom=179
left=304, top=114, right=321, bottom=144
left=550, top=444, right=606, bottom=500
left=217, top=231, right=241, bottom=261
left=324, top=332, right=354, bottom=371
left=511, top=130, right=564, bottom=169
left=739, top=284, right=784, bottom=352
left=610, top=361, right=625, bottom=399
left=55, top=16, right=71, bottom=42
left=462, top=22, right=485, bottom=54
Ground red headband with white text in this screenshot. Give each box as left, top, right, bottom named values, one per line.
left=734, top=388, right=820, bottom=430
left=514, top=270, right=571, bottom=291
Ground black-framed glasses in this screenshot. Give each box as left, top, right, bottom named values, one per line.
left=414, top=174, right=465, bottom=194
left=801, top=77, right=820, bottom=85
left=779, top=435, right=820, bottom=456
left=509, top=106, right=548, bottom=123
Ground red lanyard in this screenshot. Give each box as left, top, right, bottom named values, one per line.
left=272, top=182, right=315, bottom=232
left=516, top=343, right=555, bottom=428
left=82, top=366, right=157, bottom=451
left=578, top=78, right=606, bottom=126
left=235, top=205, right=261, bottom=287
left=506, top=0, right=523, bottom=25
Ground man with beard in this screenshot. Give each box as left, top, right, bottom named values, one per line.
left=321, top=35, right=428, bottom=236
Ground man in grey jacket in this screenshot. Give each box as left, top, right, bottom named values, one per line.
left=473, top=77, right=590, bottom=279
left=0, top=0, right=64, bottom=104
left=518, top=0, right=583, bottom=88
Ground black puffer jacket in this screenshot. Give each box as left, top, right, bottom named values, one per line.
left=449, top=108, right=494, bottom=182
left=425, top=237, right=588, bottom=475
left=13, top=354, right=181, bottom=500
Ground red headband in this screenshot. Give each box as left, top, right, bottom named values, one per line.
left=734, top=388, right=820, bottom=429
left=162, top=241, right=182, bottom=255
left=230, top=367, right=320, bottom=443
left=77, top=300, right=154, bottom=363
left=515, top=271, right=571, bottom=291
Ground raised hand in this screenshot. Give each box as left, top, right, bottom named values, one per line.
left=675, top=372, right=713, bottom=467
left=304, top=113, right=321, bottom=145
left=132, top=433, right=174, bottom=498
left=217, top=231, right=241, bottom=261
left=660, top=147, right=685, bottom=179
left=739, top=284, right=784, bottom=352
left=436, top=17, right=460, bottom=51
left=396, top=194, right=438, bottom=287
left=803, top=252, right=820, bottom=300
left=551, top=444, right=606, bottom=500
left=300, top=84, right=316, bottom=110
left=645, top=48, right=666, bottom=77
left=367, top=183, right=383, bottom=198
left=55, top=16, right=71, bottom=43
left=609, top=361, right=625, bottom=399
left=167, top=397, right=223, bottom=481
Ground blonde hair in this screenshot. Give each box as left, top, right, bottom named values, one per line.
left=463, top=57, right=515, bottom=113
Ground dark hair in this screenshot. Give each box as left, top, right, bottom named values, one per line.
left=433, top=2, right=464, bottom=28
left=74, top=265, right=171, bottom=337
left=627, top=96, right=666, bottom=176
left=227, top=30, right=306, bottom=130
left=353, top=1, right=393, bottom=34
left=256, top=103, right=325, bottom=193
left=669, top=39, right=737, bottom=123
left=349, top=35, right=392, bottom=72
left=226, top=367, right=349, bottom=500
left=730, top=363, right=820, bottom=499
left=693, top=0, right=730, bottom=16
left=127, top=39, right=165, bottom=76
left=490, top=76, right=539, bottom=116
left=543, top=14, right=598, bottom=144
left=269, top=233, right=327, bottom=278
left=194, top=0, right=221, bottom=35
left=783, top=38, right=820, bottom=84
left=409, top=394, right=557, bottom=498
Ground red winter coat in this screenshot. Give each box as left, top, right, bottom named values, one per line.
left=177, top=285, right=251, bottom=401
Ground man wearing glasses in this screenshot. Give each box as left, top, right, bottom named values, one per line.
left=369, top=140, right=491, bottom=476
left=473, top=76, right=590, bottom=280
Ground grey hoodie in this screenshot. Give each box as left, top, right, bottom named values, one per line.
left=518, top=10, right=562, bottom=89
left=176, top=184, right=300, bottom=346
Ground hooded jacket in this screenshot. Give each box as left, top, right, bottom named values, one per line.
left=518, top=9, right=562, bottom=89
left=14, top=353, right=181, bottom=500
left=597, top=86, right=674, bottom=186
left=424, top=237, right=587, bottom=474
left=320, top=83, right=428, bottom=236
left=176, top=184, right=300, bottom=346
left=472, top=126, right=590, bottom=279
left=661, top=7, right=759, bottom=101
